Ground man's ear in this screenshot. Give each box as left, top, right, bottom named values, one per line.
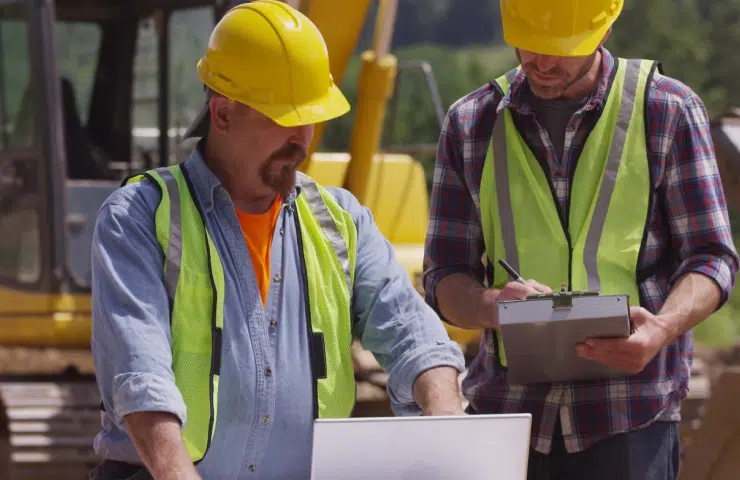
left=210, top=96, right=231, bottom=133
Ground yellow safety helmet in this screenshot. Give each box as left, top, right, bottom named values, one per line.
left=183, top=0, right=349, bottom=138
left=500, top=0, right=623, bottom=57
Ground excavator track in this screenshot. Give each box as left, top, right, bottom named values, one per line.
left=0, top=374, right=102, bottom=479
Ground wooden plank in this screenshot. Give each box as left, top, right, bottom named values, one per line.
left=6, top=407, right=100, bottom=422
left=679, top=367, right=740, bottom=480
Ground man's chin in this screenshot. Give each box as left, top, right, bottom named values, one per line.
left=530, top=84, right=566, bottom=100
left=266, top=173, right=297, bottom=198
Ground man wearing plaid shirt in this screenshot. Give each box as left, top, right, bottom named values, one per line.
left=423, top=1, right=739, bottom=479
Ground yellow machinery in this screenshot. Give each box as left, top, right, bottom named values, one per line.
left=0, top=0, right=480, bottom=477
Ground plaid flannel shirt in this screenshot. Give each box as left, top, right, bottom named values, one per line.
left=423, top=47, right=740, bottom=454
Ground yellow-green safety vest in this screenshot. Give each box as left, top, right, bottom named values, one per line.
left=123, top=164, right=357, bottom=462
left=480, top=58, right=660, bottom=367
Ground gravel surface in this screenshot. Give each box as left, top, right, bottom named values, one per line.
left=0, top=347, right=94, bottom=375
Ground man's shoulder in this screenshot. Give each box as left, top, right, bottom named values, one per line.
left=316, top=184, right=364, bottom=220
left=445, top=81, right=504, bottom=137
left=646, top=66, right=704, bottom=114
left=97, top=175, right=163, bottom=224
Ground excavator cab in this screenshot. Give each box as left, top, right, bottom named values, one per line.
left=0, top=0, right=222, bottom=348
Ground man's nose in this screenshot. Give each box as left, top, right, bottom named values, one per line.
left=292, top=124, right=314, bottom=146
left=535, top=55, right=558, bottom=73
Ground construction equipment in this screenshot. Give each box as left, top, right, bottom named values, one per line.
left=0, top=0, right=479, bottom=477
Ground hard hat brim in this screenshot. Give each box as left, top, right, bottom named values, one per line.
left=503, top=21, right=612, bottom=57
left=182, top=83, right=350, bottom=139
left=251, top=83, right=351, bottom=127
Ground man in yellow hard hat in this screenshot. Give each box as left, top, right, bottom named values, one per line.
left=88, top=2, right=466, bottom=479
left=424, top=0, right=739, bottom=478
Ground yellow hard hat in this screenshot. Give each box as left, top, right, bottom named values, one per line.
left=500, top=0, right=623, bottom=56
left=183, top=0, right=349, bottom=138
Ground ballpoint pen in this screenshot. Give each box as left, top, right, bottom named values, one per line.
left=498, top=258, right=527, bottom=285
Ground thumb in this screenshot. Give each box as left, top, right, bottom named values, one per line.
left=629, top=306, right=650, bottom=328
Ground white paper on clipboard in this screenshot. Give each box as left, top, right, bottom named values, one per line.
left=496, top=291, right=633, bottom=385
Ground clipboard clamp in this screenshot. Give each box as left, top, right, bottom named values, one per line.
left=525, top=283, right=599, bottom=309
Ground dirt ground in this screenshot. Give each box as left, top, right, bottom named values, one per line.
left=0, top=347, right=95, bottom=375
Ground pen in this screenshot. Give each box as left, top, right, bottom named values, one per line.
left=498, top=258, right=526, bottom=284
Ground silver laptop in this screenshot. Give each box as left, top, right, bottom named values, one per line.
left=310, top=414, right=532, bottom=479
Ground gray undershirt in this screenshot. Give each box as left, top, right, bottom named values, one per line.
left=531, top=96, right=589, bottom=163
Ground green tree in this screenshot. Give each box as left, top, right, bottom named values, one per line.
left=607, top=0, right=723, bottom=116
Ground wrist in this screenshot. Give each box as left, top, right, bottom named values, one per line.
left=476, top=288, right=500, bottom=329
left=652, top=313, right=679, bottom=348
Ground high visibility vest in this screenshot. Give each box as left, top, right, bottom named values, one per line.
left=480, top=58, right=660, bottom=367
left=123, top=164, right=357, bottom=462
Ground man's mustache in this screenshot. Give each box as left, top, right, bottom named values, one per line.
left=268, top=142, right=307, bottom=164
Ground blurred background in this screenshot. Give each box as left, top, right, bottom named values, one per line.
left=1, top=0, right=740, bottom=478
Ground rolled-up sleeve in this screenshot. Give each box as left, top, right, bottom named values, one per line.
left=663, top=92, right=740, bottom=307
left=327, top=187, right=465, bottom=416
left=91, top=184, right=187, bottom=428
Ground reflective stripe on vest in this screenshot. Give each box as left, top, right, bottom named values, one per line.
left=480, top=58, right=658, bottom=367
left=123, top=165, right=357, bottom=462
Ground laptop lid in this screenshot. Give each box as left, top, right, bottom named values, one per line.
left=310, top=413, right=532, bottom=479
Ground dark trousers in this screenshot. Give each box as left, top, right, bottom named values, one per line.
left=89, top=459, right=153, bottom=480
left=468, top=405, right=680, bottom=480
left=527, top=416, right=680, bottom=480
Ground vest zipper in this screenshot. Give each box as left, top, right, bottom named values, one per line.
left=542, top=169, right=573, bottom=291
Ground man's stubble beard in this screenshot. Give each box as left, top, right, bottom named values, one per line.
left=517, top=50, right=595, bottom=100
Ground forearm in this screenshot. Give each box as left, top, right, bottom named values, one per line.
left=124, top=411, right=200, bottom=480
left=412, top=366, right=463, bottom=415
left=435, top=273, right=499, bottom=329
left=656, top=272, right=722, bottom=345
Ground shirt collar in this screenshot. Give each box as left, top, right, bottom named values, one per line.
left=182, top=139, right=301, bottom=213
left=497, top=47, right=615, bottom=115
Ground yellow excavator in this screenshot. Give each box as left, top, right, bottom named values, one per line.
left=0, top=0, right=481, bottom=477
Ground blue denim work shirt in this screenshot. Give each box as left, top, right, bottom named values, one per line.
left=90, top=145, right=465, bottom=479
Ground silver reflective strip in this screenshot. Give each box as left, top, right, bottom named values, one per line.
left=297, top=175, right=352, bottom=297
left=493, top=113, right=520, bottom=276
left=159, top=168, right=182, bottom=301
left=505, top=68, right=517, bottom=84
left=583, top=59, right=642, bottom=292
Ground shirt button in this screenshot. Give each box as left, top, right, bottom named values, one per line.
left=262, top=416, right=270, bottom=424
left=249, top=465, right=256, bottom=472
left=273, top=274, right=281, bottom=282
left=279, top=228, right=284, bottom=235
left=270, top=320, right=277, bottom=328
left=264, top=368, right=272, bottom=377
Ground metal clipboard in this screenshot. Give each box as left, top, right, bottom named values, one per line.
left=497, top=289, right=633, bottom=385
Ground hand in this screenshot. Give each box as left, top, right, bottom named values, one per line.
left=498, top=279, right=552, bottom=303
left=575, top=306, right=672, bottom=375
left=487, top=279, right=552, bottom=329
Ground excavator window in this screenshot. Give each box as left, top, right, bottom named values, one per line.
left=0, top=1, right=43, bottom=286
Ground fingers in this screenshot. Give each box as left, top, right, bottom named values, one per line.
left=502, top=281, right=539, bottom=300
left=576, top=345, right=644, bottom=374
left=525, top=279, right=552, bottom=294
left=499, top=279, right=553, bottom=302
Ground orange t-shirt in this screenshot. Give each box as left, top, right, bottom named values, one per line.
left=235, top=196, right=282, bottom=307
